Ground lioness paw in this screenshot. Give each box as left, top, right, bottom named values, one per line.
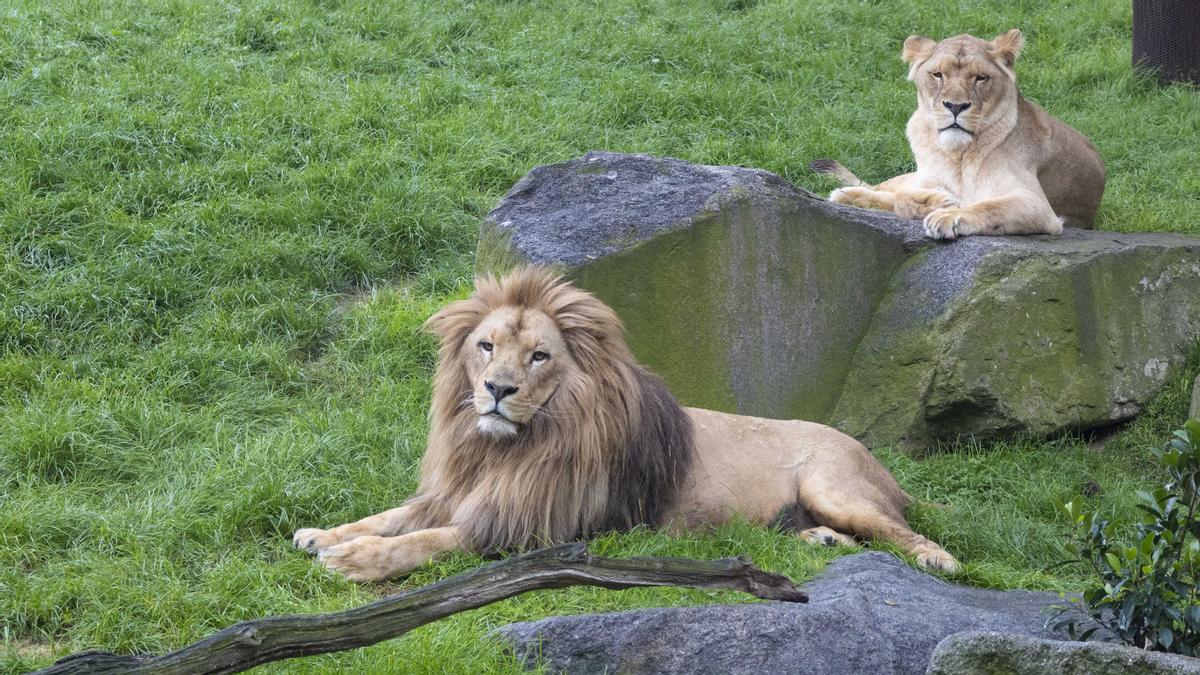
left=923, top=208, right=979, bottom=240
left=318, top=535, right=390, bottom=583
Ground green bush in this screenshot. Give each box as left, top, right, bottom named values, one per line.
left=1056, top=420, right=1200, bottom=654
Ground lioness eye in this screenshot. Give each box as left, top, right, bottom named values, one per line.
left=976, top=75, right=989, bottom=82
left=479, top=341, right=493, bottom=353
left=531, top=351, right=549, bottom=363
left=931, top=71, right=943, bottom=79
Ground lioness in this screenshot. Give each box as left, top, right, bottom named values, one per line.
left=812, top=29, right=1105, bottom=239
left=294, top=268, right=958, bottom=581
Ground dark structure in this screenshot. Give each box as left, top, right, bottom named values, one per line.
left=1134, top=0, right=1200, bottom=84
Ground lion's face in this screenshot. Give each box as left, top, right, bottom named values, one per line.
left=903, top=30, right=1023, bottom=151
left=460, top=306, right=575, bottom=438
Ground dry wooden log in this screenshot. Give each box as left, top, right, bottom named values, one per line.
left=37, top=542, right=807, bottom=674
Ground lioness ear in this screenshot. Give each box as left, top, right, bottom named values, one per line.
left=991, top=28, right=1024, bottom=70
left=902, top=35, right=936, bottom=81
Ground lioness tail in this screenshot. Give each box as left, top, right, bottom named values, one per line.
left=808, top=158, right=866, bottom=188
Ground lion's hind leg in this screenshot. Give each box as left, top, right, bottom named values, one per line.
left=805, top=493, right=959, bottom=573
left=829, top=185, right=958, bottom=221
left=796, top=467, right=959, bottom=573
left=810, top=158, right=894, bottom=212
left=773, top=499, right=858, bottom=549
left=829, top=186, right=897, bottom=211
left=798, top=526, right=858, bottom=548
left=822, top=167, right=957, bottom=221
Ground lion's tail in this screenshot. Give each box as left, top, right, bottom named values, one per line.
left=808, top=158, right=867, bottom=188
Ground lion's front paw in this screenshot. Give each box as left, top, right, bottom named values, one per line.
left=318, top=535, right=392, bottom=583
left=293, top=527, right=342, bottom=554
left=916, top=547, right=961, bottom=574
left=923, top=207, right=979, bottom=240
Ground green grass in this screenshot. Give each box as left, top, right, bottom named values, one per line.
left=2, top=0, right=1199, bottom=671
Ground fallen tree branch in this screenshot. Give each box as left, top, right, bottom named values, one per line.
left=38, top=542, right=806, bottom=674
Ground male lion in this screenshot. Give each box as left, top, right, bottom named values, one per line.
left=293, top=268, right=958, bottom=581
left=812, top=29, right=1105, bottom=239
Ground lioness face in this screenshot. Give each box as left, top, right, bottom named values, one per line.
left=904, top=31, right=1023, bottom=151
left=462, top=306, right=573, bottom=438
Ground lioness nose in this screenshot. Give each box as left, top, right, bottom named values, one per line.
left=485, top=381, right=519, bottom=402
left=943, top=101, right=971, bottom=116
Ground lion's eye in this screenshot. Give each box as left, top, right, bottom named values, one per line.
left=531, top=351, right=550, bottom=363
left=479, top=341, right=493, bottom=353
left=931, top=71, right=943, bottom=79
left=975, top=75, right=989, bottom=83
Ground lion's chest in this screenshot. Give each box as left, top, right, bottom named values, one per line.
left=915, top=152, right=1024, bottom=203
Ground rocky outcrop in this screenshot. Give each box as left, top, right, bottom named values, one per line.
left=927, top=631, right=1200, bottom=675
left=479, top=151, right=1200, bottom=447
left=498, top=552, right=1070, bottom=675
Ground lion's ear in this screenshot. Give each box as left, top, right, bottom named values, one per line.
left=902, top=35, right=936, bottom=81
left=424, top=297, right=485, bottom=347
left=991, top=29, right=1024, bottom=69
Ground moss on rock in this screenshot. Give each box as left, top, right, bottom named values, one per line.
left=480, top=152, right=1200, bottom=449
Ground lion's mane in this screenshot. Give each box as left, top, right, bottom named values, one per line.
left=404, top=267, right=694, bottom=551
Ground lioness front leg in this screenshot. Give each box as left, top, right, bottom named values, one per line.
left=318, top=526, right=463, bottom=582
left=924, top=192, right=1061, bottom=240
left=293, top=505, right=415, bottom=553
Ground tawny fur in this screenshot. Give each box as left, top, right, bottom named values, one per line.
left=813, top=29, right=1105, bottom=240
left=294, top=268, right=958, bottom=581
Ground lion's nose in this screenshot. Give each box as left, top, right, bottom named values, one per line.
left=485, top=381, right=519, bottom=402
left=943, top=101, right=971, bottom=116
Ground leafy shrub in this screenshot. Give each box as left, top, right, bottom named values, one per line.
left=1055, top=420, right=1200, bottom=654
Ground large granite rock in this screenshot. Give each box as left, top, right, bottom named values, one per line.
left=927, top=631, right=1200, bottom=675
left=498, top=552, right=1069, bottom=675
left=479, top=151, right=1200, bottom=448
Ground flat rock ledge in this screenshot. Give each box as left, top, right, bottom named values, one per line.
left=497, top=551, right=1071, bottom=675
left=479, top=151, right=1200, bottom=447
left=928, top=631, right=1200, bottom=675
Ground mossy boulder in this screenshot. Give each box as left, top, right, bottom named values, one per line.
left=927, top=631, right=1200, bottom=675
left=478, top=151, right=1200, bottom=448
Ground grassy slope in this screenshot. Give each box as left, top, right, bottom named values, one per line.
left=1, top=0, right=1198, bottom=671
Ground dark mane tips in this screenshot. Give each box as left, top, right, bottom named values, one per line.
left=601, top=366, right=695, bottom=532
